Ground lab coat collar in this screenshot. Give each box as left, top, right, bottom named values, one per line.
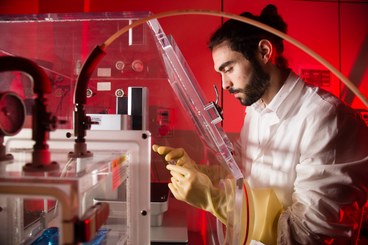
left=254, top=71, right=302, bottom=120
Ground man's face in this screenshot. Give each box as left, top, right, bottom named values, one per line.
left=212, top=41, right=270, bottom=106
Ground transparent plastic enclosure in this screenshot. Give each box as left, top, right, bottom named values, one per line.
left=0, top=12, right=168, bottom=127
left=147, top=19, right=245, bottom=244
left=2, top=129, right=151, bottom=245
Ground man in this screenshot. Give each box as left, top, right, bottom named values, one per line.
left=153, top=4, right=368, bottom=244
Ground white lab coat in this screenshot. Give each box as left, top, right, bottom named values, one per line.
left=235, top=71, right=368, bottom=244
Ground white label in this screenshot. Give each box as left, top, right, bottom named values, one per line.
left=97, top=82, right=111, bottom=91
left=97, top=67, right=111, bottom=77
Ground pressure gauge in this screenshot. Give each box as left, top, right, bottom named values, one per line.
left=0, top=91, right=26, bottom=136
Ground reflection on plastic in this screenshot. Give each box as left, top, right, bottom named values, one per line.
left=31, top=227, right=110, bottom=245
left=31, top=227, right=58, bottom=245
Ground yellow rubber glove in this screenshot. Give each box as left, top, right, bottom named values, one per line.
left=152, top=144, right=230, bottom=224
left=152, top=144, right=283, bottom=244
left=227, top=181, right=283, bottom=244
left=166, top=164, right=229, bottom=224
left=152, top=144, right=229, bottom=185
left=152, top=144, right=198, bottom=170
left=250, top=187, right=283, bottom=244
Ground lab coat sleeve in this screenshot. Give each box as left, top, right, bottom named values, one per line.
left=277, top=103, right=368, bottom=244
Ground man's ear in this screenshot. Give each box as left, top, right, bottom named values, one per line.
left=258, top=39, right=273, bottom=64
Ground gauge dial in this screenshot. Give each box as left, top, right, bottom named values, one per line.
left=0, top=92, right=26, bottom=136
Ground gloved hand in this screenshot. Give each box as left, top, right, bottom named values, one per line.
left=166, top=164, right=229, bottom=224
left=152, top=144, right=229, bottom=223
left=152, top=144, right=283, bottom=244
left=152, top=144, right=198, bottom=170
left=152, top=144, right=229, bottom=184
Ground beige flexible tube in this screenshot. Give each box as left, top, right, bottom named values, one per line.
left=102, top=9, right=368, bottom=107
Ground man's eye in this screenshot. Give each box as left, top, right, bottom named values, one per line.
left=224, top=67, right=233, bottom=73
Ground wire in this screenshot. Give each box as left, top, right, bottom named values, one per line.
left=101, top=9, right=368, bottom=108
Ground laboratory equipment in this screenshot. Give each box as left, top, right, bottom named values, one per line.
left=0, top=10, right=246, bottom=244
left=2, top=129, right=151, bottom=244
left=0, top=12, right=155, bottom=244
left=0, top=91, right=26, bottom=161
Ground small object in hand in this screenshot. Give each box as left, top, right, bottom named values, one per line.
left=167, top=159, right=177, bottom=165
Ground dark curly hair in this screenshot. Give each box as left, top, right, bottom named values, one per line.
left=208, top=4, right=288, bottom=69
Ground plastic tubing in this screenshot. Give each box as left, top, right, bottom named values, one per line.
left=0, top=56, right=52, bottom=95
left=102, top=9, right=368, bottom=108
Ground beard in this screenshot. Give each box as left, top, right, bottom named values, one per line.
left=229, top=60, right=270, bottom=106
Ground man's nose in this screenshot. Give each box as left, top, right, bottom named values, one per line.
left=222, top=74, right=232, bottom=90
